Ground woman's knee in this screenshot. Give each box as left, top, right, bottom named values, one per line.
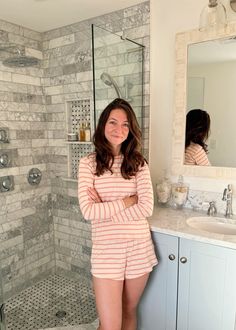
left=123, top=301, right=137, bottom=318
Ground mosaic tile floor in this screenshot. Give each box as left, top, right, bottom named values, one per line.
left=4, top=274, right=97, bottom=330
left=43, top=318, right=99, bottom=330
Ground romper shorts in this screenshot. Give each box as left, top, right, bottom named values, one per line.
left=91, top=236, right=158, bottom=280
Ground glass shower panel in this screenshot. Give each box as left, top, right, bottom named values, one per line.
left=92, top=24, right=144, bottom=130
left=0, top=268, right=6, bottom=330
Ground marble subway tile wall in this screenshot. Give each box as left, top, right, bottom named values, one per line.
left=0, top=21, right=54, bottom=299
left=42, top=1, right=150, bottom=279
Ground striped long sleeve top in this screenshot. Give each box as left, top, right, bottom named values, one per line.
left=78, top=153, right=154, bottom=242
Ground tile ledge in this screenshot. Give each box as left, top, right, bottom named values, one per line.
left=61, top=176, right=78, bottom=182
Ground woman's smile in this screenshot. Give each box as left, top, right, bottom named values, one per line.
left=105, top=108, right=129, bottom=154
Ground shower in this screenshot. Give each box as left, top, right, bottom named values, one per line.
left=100, top=72, right=122, bottom=98
left=2, top=48, right=39, bottom=68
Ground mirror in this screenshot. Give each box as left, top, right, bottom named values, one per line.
left=187, top=37, right=236, bottom=167
left=172, top=23, right=236, bottom=179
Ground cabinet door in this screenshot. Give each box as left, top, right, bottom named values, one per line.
left=138, top=232, right=178, bottom=330
left=177, top=238, right=236, bottom=330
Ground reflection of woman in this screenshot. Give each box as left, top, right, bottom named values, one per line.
left=78, top=98, right=157, bottom=330
left=184, top=109, right=211, bottom=166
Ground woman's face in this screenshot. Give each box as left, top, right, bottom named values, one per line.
left=105, top=108, right=130, bottom=153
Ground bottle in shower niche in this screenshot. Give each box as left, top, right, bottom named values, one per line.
left=84, top=121, right=91, bottom=142
left=171, top=175, right=189, bottom=208
left=79, top=122, right=85, bottom=142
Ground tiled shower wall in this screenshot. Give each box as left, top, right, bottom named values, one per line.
left=0, top=21, right=54, bottom=299
left=0, top=1, right=150, bottom=297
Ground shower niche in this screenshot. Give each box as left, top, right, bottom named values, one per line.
left=65, top=98, right=94, bottom=180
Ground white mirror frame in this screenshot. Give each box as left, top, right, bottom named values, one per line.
left=172, top=22, right=236, bottom=179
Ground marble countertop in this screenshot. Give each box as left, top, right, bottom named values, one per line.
left=149, top=206, right=236, bottom=249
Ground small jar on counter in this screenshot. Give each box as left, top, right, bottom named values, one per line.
left=156, top=176, right=171, bottom=206
left=171, top=175, right=189, bottom=208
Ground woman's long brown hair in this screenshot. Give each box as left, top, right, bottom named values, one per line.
left=185, top=109, right=211, bottom=152
left=92, top=98, right=146, bottom=179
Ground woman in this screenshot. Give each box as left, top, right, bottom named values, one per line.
left=78, top=98, right=157, bottom=330
left=185, top=109, right=211, bottom=166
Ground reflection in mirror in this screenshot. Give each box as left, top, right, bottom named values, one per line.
left=184, top=109, right=211, bottom=166
left=187, top=37, right=236, bottom=167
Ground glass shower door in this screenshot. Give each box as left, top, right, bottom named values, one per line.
left=92, top=24, right=144, bottom=130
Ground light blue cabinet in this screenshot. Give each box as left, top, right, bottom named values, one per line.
left=138, top=232, right=178, bottom=330
left=178, top=238, right=236, bottom=330
left=138, top=232, right=236, bottom=330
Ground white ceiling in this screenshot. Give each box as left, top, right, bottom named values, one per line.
left=0, top=0, right=146, bottom=32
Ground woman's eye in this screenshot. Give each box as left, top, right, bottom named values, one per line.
left=123, top=123, right=129, bottom=128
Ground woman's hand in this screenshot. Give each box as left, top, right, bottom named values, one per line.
left=87, top=187, right=102, bottom=203
left=123, top=195, right=138, bottom=208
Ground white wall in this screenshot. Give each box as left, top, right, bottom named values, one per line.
left=149, top=0, right=236, bottom=192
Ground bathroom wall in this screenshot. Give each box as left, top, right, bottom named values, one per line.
left=149, top=0, right=236, bottom=194
left=43, top=1, right=150, bottom=279
left=0, top=21, right=54, bottom=299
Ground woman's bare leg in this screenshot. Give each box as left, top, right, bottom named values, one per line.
left=121, top=273, right=150, bottom=330
left=93, top=276, right=124, bottom=330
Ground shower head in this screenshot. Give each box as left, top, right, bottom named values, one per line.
left=100, top=72, right=122, bottom=98
left=2, top=48, right=39, bottom=68
left=100, top=72, right=113, bottom=86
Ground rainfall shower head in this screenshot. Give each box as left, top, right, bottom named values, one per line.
left=2, top=48, right=39, bottom=68
left=100, top=72, right=122, bottom=98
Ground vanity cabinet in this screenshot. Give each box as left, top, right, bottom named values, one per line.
left=138, top=232, right=236, bottom=330
left=138, top=232, right=178, bottom=330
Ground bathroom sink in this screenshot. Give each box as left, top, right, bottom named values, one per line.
left=186, top=216, right=236, bottom=235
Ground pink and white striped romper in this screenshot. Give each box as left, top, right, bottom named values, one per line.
left=78, top=153, right=158, bottom=280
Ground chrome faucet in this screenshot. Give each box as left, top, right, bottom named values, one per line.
left=207, top=201, right=217, bottom=216
left=222, top=184, right=233, bottom=218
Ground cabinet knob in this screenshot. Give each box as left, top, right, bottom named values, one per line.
left=180, top=257, right=187, bottom=264
left=168, top=254, right=175, bottom=261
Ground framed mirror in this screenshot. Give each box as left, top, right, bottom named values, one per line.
left=172, top=23, right=236, bottom=179
left=187, top=38, right=236, bottom=167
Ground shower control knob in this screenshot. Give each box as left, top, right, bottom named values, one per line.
left=27, top=168, right=42, bottom=185
left=2, top=177, right=13, bottom=191
left=0, top=154, right=9, bottom=167
left=0, top=129, right=9, bottom=143
left=0, top=176, right=14, bottom=193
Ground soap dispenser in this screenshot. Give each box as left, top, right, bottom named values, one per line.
left=171, top=175, right=189, bottom=208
